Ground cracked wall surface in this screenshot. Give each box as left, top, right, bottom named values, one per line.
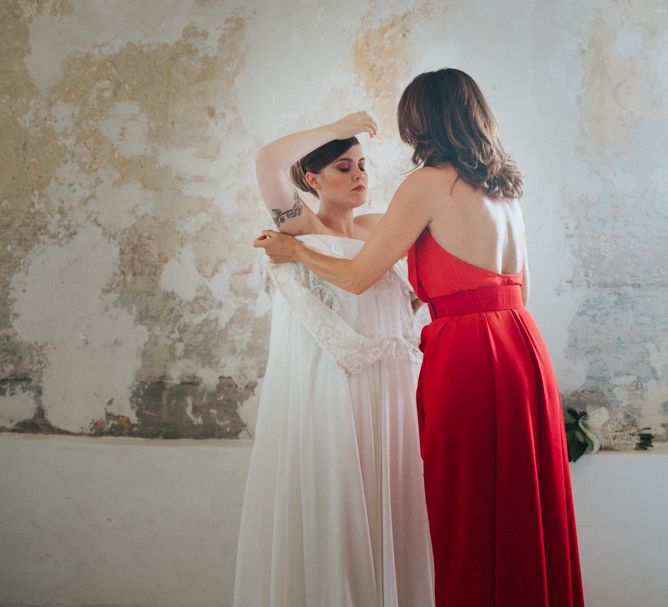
left=1, top=0, right=666, bottom=446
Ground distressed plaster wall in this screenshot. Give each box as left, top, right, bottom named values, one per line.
left=1, top=0, right=666, bottom=445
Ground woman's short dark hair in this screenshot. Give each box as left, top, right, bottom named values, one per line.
left=290, top=137, right=359, bottom=198
left=397, top=68, right=523, bottom=200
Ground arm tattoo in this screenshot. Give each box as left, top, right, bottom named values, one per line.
left=272, top=192, right=303, bottom=227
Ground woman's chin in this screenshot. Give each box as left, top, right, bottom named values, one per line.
left=350, top=193, right=367, bottom=207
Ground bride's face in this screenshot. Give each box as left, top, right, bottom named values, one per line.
left=307, top=144, right=368, bottom=208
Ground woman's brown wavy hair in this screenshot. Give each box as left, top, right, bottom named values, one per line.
left=397, top=68, right=523, bottom=200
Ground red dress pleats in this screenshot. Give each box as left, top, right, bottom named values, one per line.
left=409, top=230, right=585, bottom=607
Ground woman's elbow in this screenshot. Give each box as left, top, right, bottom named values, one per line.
left=256, top=146, right=289, bottom=175
left=255, top=146, right=271, bottom=169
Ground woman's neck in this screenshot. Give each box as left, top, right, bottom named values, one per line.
left=317, top=202, right=355, bottom=238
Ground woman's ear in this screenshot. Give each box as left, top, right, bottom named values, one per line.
left=305, top=171, right=320, bottom=192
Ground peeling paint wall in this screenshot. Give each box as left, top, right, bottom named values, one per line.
left=1, top=0, right=666, bottom=446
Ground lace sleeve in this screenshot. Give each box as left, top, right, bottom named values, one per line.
left=268, top=262, right=421, bottom=375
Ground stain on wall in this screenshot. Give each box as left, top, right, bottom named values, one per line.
left=1, top=0, right=266, bottom=437
left=353, top=3, right=430, bottom=140
left=1, top=0, right=666, bottom=447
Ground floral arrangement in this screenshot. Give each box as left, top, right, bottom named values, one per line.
left=564, top=406, right=654, bottom=462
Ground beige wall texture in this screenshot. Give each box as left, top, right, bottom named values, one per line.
left=1, top=0, right=667, bottom=445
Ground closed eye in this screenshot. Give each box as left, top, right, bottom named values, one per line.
left=336, top=162, right=366, bottom=173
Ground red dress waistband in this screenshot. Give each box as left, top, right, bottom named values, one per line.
left=428, top=284, right=524, bottom=319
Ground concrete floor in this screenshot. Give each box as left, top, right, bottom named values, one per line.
left=1, top=433, right=666, bottom=607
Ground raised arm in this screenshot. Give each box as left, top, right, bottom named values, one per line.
left=254, top=168, right=438, bottom=293
left=255, top=112, right=378, bottom=235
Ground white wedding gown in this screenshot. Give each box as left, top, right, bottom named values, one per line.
left=234, top=235, right=435, bottom=607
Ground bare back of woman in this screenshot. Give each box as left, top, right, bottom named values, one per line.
left=428, top=165, right=524, bottom=273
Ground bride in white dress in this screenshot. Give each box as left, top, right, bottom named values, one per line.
left=233, top=113, right=434, bottom=607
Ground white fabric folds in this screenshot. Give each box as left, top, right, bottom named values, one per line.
left=234, top=235, right=434, bottom=607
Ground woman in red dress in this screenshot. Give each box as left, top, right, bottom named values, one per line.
left=255, top=68, right=585, bottom=607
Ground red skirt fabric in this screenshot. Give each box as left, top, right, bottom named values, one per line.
left=409, top=230, right=585, bottom=607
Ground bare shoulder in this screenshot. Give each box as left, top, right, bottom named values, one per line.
left=388, top=166, right=457, bottom=221
left=399, top=165, right=458, bottom=192
left=354, top=212, right=384, bottom=229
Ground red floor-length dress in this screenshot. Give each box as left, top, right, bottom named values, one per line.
left=408, top=229, right=585, bottom=607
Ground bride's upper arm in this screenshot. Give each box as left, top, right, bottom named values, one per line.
left=255, top=153, right=318, bottom=235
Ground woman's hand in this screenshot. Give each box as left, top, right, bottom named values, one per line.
left=253, top=230, right=302, bottom=263
left=328, top=112, right=378, bottom=140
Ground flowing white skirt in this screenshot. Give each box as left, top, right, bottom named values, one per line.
left=234, top=236, right=434, bottom=607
